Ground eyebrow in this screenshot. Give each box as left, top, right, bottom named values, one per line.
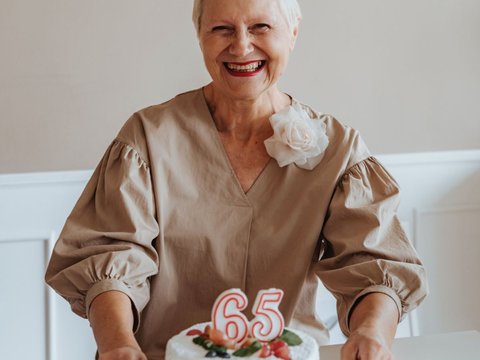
left=205, top=15, right=277, bottom=26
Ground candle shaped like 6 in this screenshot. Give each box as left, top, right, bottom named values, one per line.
left=212, top=289, right=250, bottom=343
left=212, top=288, right=285, bottom=343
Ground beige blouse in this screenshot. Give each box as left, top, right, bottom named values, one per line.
left=45, top=88, right=427, bottom=360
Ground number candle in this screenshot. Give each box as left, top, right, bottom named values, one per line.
left=212, top=288, right=250, bottom=343
left=250, top=288, right=285, bottom=342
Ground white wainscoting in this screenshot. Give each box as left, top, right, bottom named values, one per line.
left=378, top=150, right=480, bottom=338
left=0, top=171, right=96, bottom=360
left=0, top=150, right=479, bottom=359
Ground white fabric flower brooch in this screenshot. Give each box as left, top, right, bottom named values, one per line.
left=264, top=103, right=329, bottom=170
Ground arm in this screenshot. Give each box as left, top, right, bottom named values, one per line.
left=45, top=139, right=160, bottom=357
left=89, top=291, right=147, bottom=360
left=316, top=157, right=428, bottom=359
left=341, top=293, right=398, bottom=360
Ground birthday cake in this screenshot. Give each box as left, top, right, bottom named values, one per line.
left=165, top=289, right=320, bottom=360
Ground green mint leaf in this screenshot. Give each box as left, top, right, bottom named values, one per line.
left=193, top=336, right=205, bottom=346
left=211, top=345, right=227, bottom=353
left=193, top=336, right=215, bottom=350
left=279, top=329, right=303, bottom=346
left=232, top=341, right=262, bottom=357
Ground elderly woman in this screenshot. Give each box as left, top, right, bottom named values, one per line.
left=45, top=0, right=427, bottom=359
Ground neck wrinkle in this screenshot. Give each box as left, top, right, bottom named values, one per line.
left=203, top=84, right=291, bottom=141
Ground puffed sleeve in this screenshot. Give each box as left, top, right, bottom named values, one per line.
left=315, top=156, right=428, bottom=336
left=45, top=139, right=159, bottom=329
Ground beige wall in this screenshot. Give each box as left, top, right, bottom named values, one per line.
left=1, top=0, right=479, bottom=174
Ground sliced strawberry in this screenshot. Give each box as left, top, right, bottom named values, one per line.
left=270, top=339, right=288, bottom=352
left=274, top=346, right=291, bottom=360
left=242, top=337, right=257, bottom=348
left=224, top=338, right=237, bottom=350
left=258, top=343, right=272, bottom=358
left=203, top=324, right=211, bottom=336
left=186, top=329, right=203, bottom=336
left=210, top=328, right=229, bottom=346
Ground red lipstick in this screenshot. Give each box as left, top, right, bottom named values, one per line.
left=224, top=60, right=266, bottom=77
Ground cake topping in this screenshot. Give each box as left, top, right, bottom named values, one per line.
left=212, top=288, right=285, bottom=343
left=249, top=289, right=285, bottom=342
left=186, top=288, right=303, bottom=358
left=212, top=289, right=250, bottom=343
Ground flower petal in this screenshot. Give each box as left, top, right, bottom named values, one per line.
left=266, top=104, right=329, bottom=170
left=264, top=138, right=297, bottom=167
left=295, top=152, right=326, bottom=170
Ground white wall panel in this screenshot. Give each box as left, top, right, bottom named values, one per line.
left=0, top=172, right=96, bottom=360
left=415, top=206, right=480, bottom=334
left=378, top=151, right=480, bottom=335
left=0, top=238, right=48, bottom=359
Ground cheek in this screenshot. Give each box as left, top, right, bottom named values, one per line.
left=266, top=46, right=291, bottom=73
left=264, top=37, right=292, bottom=64
left=201, top=39, right=224, bottom=61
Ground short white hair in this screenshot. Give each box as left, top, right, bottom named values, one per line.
left=192, top=0, right=302, bottom=35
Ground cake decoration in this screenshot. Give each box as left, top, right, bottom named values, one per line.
left=212, top=288, right=250, bottom=343
left=249, top=289, right=284, bottom=342
left=165, top=288, right=320, bottom=359
left=197, top=289, right=296, bottom=358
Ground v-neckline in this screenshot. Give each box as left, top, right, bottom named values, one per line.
left=198, top=88, right=275, bottom=198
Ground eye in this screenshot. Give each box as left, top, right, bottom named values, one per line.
left=250, top=23, right=271, bottom=34
left=211, top=25, right=234, bottom=34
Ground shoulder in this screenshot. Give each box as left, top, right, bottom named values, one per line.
left=294, top=99, right=371, bottom=170
left=118, top=88, right=203, bottom=138
left=114, top=88, right=205, bottom=163
left=136, top=88, right=204, bottom=122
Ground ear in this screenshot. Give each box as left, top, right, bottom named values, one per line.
left=289, top=20, right=300, bottom=51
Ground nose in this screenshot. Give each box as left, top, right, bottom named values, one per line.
left=229, top=30, right=254, bottom=58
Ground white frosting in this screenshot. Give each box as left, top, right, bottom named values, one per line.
left=165, top=322, right=320, bottom=360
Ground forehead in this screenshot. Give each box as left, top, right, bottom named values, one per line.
left=201, top=0, right=283, bottom=24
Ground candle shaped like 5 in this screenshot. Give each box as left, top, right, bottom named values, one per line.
left=211, top=289, right=250, bottom=343
left=250, top=289, right=285, bottom=342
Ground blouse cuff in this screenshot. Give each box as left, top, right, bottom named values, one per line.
left=85, top=279, right=142, bottom=333
left=343, top=285, right=402, bottom=336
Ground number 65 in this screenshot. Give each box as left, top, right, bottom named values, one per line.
left=212, top=288, right=284, bottom=343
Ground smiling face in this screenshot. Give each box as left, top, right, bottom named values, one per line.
left=199, top=0, right=298, bottom=101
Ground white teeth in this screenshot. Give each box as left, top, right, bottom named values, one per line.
left=226, top=61, right=263, bottom=72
